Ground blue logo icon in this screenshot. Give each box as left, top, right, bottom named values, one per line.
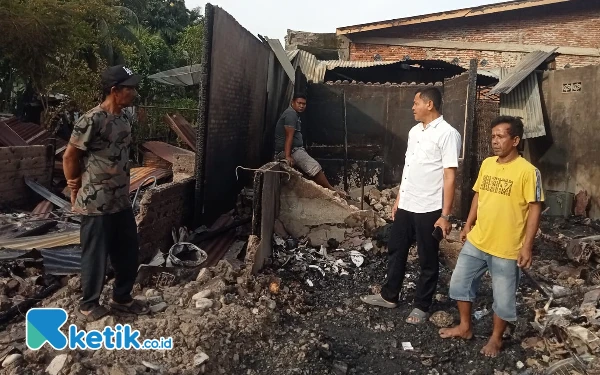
left=26, top=308, right=68, bottom=350
left=26, top=307, right=173, bottom=350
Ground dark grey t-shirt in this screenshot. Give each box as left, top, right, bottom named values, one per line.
left=274, top=107, right=303, bottom=152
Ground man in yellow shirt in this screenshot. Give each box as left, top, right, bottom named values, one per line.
left=439, top=116, right=543, bottom=357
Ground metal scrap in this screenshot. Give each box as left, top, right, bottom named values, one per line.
left=24, top=178, right=70, bottom=211
left=0, top=230, right=80, bottom=250
left=163, top=113, right=196, bottom=150
left=142, top=141, right=194, bottom=164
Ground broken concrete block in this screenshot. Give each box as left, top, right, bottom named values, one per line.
left=87, top=316, right=115, bottom=332
left=279, top=167, right=362, bottom=237
left=195, top=298, right=214, bottom=310
left=306, top=226, right=346, bottom=247
left=192, top=290, right=212, bottom=300
left=199, top=277, right=226, bottom=298
left=213, top=260, right=237, bottom=283
left=194, top=352, right=209, bottom=366
left=368, top=189, right=381, bottom=202
left=149, top=302, right=168, bottom=313
left=2, top=353, right=22, bottom=368
left=145, top=289, right=160, bottom=298
left=46, top=354, right=68, bottom=375
left=141, top=361, right=161, bottom=371
left=196, top=268, right=212, bottom=284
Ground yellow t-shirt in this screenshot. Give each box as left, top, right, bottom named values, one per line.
left=467, top=156, right=544, bottom=260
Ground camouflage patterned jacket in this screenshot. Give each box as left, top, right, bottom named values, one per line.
left=69, top=106, right=132, bottom=215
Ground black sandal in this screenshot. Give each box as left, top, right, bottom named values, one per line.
left=109, top=299, right=150, bottom=315
left=75, top=305, right=109, bottom=322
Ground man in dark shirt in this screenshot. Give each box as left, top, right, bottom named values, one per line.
left=274, top=94, right=337, bottom=191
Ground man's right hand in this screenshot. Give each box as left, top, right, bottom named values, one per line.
left=285, top=155, right=294, bottom=167
left=460, top=224, right=473, bottom=243
left=391, top=204, right=397, bottom=220
left=70, top=189, right=78, bottom=206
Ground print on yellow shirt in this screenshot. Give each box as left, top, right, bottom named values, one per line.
left=467, top=156, right=544, bottom=260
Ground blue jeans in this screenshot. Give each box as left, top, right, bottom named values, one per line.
left=449, top=240, right=520, bottom=322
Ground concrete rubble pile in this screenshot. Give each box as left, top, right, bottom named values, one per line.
left=350, top=185, right=400, bottom=222
left=278, top=165, right=388, bottom=252
left=0, top=255, right=338, bottom=375
left=515, top=215, right=600, bottom=373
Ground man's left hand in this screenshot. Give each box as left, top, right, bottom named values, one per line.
left=517, top=247, right=533, bottom=269
left=434, top=217, right=452, bottom=238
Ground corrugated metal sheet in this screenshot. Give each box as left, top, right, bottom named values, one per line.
left=201, top=213, right=237, bottom=267
left=147, top=64, right=202, bottom=86
left=40, top=246, right=81, bottom=275
left=0, top=248, right=34, bottom=260
left=0, top=230, right=80, bottom=250
left=478, top=69, right=501, bottom=79
left=142, top=141, right=194, bottom=164
left=0, top=120, right=28, bottom=146
left=266, top=38, right=296, bottom=82
left=129, top=167, right=172, bottom=193
left=142, top=151, right=172, bottom=169
left=321, top=59, right=402, bottom=69
left=288, top=49, right=465, bottom=83
left=0, top=118, right=68, bottom=154
left=0, top=246, right=82, bottom=275
left=499, top=70, right=546, bottom=139
left=286, top=49, right=299, bottom=61
left=164, top=114, right=196, bottom=150
left=490, top=49, right=557, bottom=94
left=25, top=178, right=70, bottom=210
left=293, top=50, right=321, bottom=83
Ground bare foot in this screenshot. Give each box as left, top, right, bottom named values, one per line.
left=480, top=337, right=503, bottom=357
left=439, top=325, right=473, bottom=340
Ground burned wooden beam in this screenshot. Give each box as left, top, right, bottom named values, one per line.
left=539, top=231, right=600, bottom=263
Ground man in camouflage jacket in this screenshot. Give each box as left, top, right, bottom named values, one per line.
left=63, top=65, right=150, bottom=321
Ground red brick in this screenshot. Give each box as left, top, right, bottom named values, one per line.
left=349, top=3, right=600, bottom=69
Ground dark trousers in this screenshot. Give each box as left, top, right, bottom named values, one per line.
left=80, top=208, right=139, bottom=311
left=381, top=208, right=442, bottom=312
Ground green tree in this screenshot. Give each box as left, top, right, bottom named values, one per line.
left=174, top=19, right=204, bottom=66
left=122, top=0, right=198, bottom=45
left=0, top=0, right=119, bottom=124
left=121, top=27, right=175, bottom=100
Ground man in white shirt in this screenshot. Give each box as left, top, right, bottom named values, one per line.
left=361, top=87, right=462, bottom=325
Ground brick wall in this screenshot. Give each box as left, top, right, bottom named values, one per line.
left=0, top=146, right=51, bottom=208
left=136, top=177, right=195, bottom=262
left=349, top=2, right=600, bottom=69
left=202, top=7, right=270, bottom=223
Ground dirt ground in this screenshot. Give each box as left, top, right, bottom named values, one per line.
left=2, top=219, right=596, bottom=375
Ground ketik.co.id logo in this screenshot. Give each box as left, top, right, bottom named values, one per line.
left=26, top=308, right=173, bottom=350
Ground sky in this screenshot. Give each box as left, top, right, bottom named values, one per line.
left=184, top=0, right=510, bottom=43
